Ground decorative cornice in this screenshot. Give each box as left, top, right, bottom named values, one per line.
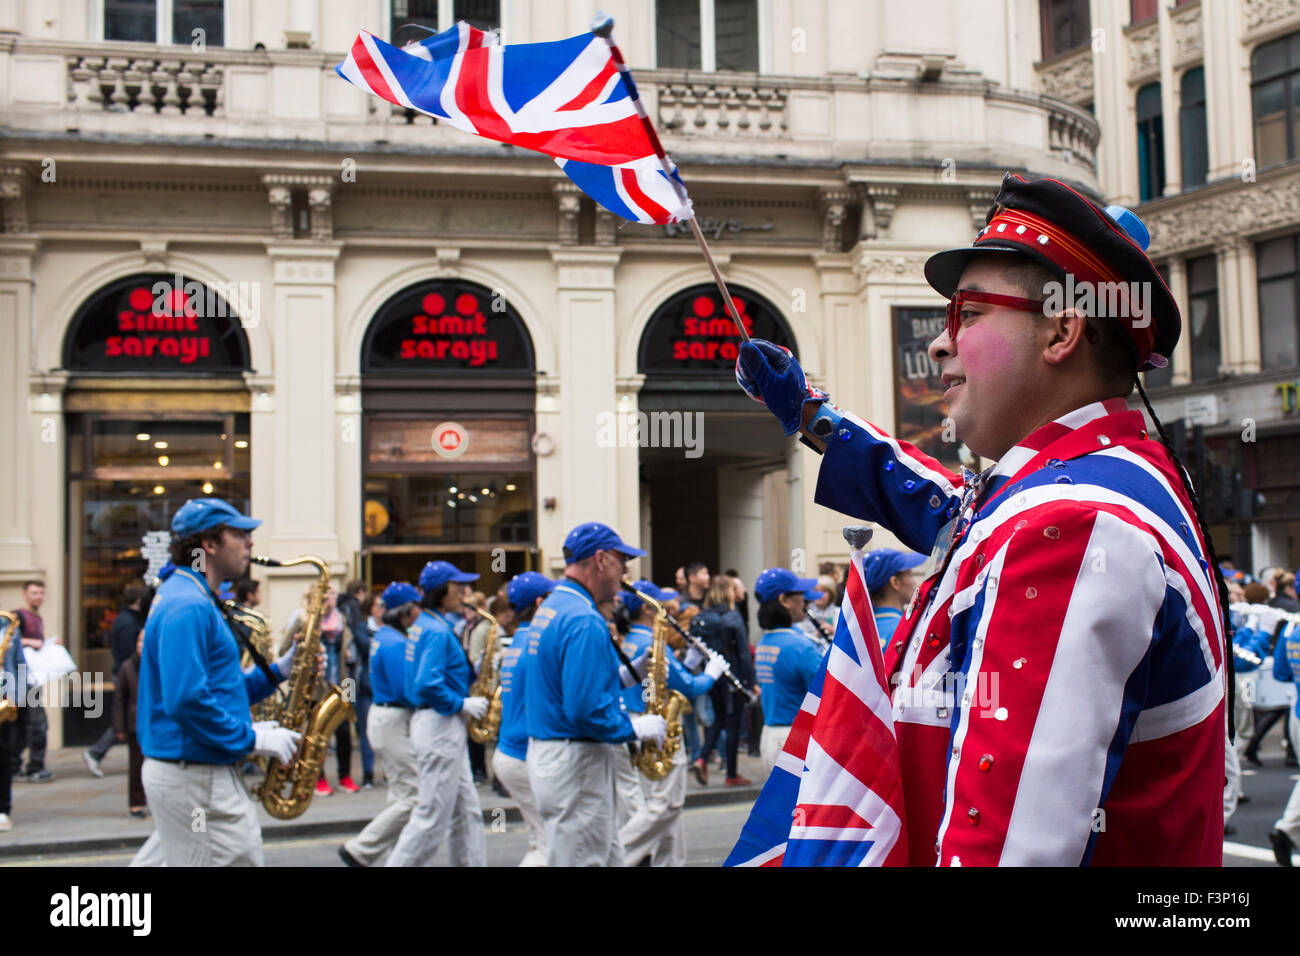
left=1243, top=0, right=1300, bottom=36
left=1171, top=2, right=1203, bottom=67
left=852, top=251, right=929, bottom=282
left=1142, top=169, right=1300, bottom=257
left=1036, top=47, right=1093, bottom=106
left=1126, top=21, right=1160, bottom=84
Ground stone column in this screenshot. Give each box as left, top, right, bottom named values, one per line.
left=1202, top=0, right=1253, bottom=181
left=550, top=250, right=626, bottom=552
left=1232, top=237, right=1261, bottom=374
left=0, top=237, right=40, bottom=591
left=259, top=244, right=343, bottom=626
left=1165, top=257, right=1192, bottom=386
left=1092, top=0, right=1138, bottom=205
left=1157, top=1, right=1181, bottom=195
left=1215, top=240, right=1240, bottom=375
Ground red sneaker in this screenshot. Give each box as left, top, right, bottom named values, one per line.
left=337, top=776, right=360, bottom=794
left=724, top=775, right=753, bottom=787
left=315, top=778, right=334, bottom=797
left=691, top=758, right=708, bottom=785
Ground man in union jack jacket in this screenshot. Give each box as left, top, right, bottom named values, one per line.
left=737, top=173, right=1231, bottom=866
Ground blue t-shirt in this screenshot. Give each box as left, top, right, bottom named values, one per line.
left=496, top=622, right=532, bottom=761
left=405, top=609, right=472, bottom=714
left=619, top=623, right=715, bottom=714
left=525, top=580, right=634, bottom=742
left=874, top=607, right=905, bottom=653
left=137, top=566, right=279, bottom=763
left=370, top=623, right=416, bottom=707
left=1273, top=621, right=1300, bottom=720
left=754, top=626, right=824, bottom=725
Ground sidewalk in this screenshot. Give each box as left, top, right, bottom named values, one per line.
left=0, top=745, right=765, bottom=859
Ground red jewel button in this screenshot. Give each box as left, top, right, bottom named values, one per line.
left=967, top=807, right=979, bottom=824
left=978, top=754, right=994, bottom=772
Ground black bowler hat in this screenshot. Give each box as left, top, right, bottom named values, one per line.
left=924, top=173, right=1180, bottom=372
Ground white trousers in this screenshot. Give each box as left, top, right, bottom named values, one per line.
left=135, top=758, right=263, bottom=867
left=1224, top=729, right=1241, bottom=822
left=386, top=709, right=486, bottom=867
left=613, top=743, right=646, bottom=828
left=1274, top=715, right=1300, bottom=845
left=528, top=738, right=624, bottom=867
left=345, top=706, right=419, bottom=866
left=760, top=724, right=792, bottom=778
left=491, top=749, right=547, bottom=866
left=619, top=745, right=687, bottom=866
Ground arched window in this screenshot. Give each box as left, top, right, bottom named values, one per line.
left=1180, top=67, right=1209, bottom=188
left=1137, top=83, right=1165, bottom=202
left=638, top=284, right=794, bottom=374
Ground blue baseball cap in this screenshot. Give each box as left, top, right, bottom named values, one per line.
left=171, top=498, right=261, bottom=536
left=755, top=567, right=821, bottom=603
left=381, top=581, right=421, bottom=608
left=562, top=522, right=647, bottom=563
left=622, top=579, right=679, bottom=617
left=507, top=572, right=555, bottom=611
left=418, top=560, right=479, bottom=592
left=862, top=549, right=928, bottom=593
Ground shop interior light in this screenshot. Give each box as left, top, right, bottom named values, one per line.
left=505, top=483, right=516, bottom=491
left=158, top=455, right=169, bottom=466
left=136, top=433, right=150, bottom=441
left=213, top=461, right=223, bottom=469
left=220, top=433, right=227, bottom=440
left=449, top=485, right=458, bottom=493
left=468, top=494, right=478, bottom=502
left=448, top=501, right=457, bottom=509
left=154, top=441, right=168, bottom=449
left=235, top=440, right=248, bottom=449
left=481, top=487, right=490, bottom=495
left=153, top=485, right=165, bottom=495
left=457, top=492, right=465, bottom=499
left=202, top=482, right=214, bottom=494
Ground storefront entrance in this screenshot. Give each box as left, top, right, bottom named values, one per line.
left=359, top=279, right=538, bottom=597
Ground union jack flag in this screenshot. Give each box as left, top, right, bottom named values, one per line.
left=726, top=543, right=909, bottom=867
left=336, top=24, right=693, bottom=225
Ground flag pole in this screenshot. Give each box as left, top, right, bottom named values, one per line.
left=591, top=13, right=751, bottom=343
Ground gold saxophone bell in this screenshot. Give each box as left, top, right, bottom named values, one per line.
left=249, top=555, right=356, bottom=820
left=621, top=578, right=688, bottom=781
left=0, top=611, right=19, bottom=725
left=466, top=606, right=503, bottom=743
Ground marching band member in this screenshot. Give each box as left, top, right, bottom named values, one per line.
left=752, top=568, right=826, bottom=777
left=340, top=581, right=422, bottom=868
left=386, top=561, right=488, bottom=867
left=861, top=549, right=928, bottom=652
left=525, top=523, right=666, bottom=867
left=490, top=571, right=555, bottom=866
left=132, top=498, right=302, bottom=867
left=618, top=579, right=728, bottom=866
left=1270, top=614, right=1300, bottom=866
left=737, top=173, right=1230, bottom=865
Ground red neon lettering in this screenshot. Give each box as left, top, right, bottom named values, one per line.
left=412, top=315, right=428, bottom=335
left=105, top=336, right=122, bottom=356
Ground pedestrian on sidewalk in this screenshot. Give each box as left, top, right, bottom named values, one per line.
left=695, top=576, right=756, bottom=787
left=0, top=609, right=21, bottom=831
left=11, top=581, right=53, bottom=783
left=84, top=584, right=151, bottom=779
left=113, top=629, right=147, bottom=817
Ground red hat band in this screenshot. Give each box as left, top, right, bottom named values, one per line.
left=975, top=208, right=1157, bottom=361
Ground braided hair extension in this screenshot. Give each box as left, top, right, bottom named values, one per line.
left=1135, top=377, right=1236, bottom=739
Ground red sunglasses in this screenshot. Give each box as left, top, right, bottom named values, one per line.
left=944, top=290, right=1046, bottom=342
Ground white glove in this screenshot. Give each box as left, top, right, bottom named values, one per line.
left=618, top=650, right=652, bottom=688
left=461, top=696, right=490, bottom=720
left=704, top=652, right=728, bottom=680
left=683, top=646, right=706, bottom=670
left=273, top=642, right=297, bottom=680
left=252, top=721, right=301, bottom=765
left=631, top=714, right=667, bottom=748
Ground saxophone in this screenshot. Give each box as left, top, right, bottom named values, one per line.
left=0, top=611, right=18, bottom=725
left=621, top=578, right=689, bottom=781
left=466, top=607, right=502, bottom=743
left=250, top=555, right=356, bottom=820
left=225, top=600, right=278, bottom=724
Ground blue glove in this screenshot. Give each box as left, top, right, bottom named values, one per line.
left=735, top=340, right=829, bottom=436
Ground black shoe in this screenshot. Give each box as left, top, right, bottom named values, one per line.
left=472, top=771, right=487, bottom=786
left=1244, top=751, right=1263, bottom=768
left=338, top=845, right=365, bottom=868
left=1236, top=793, right=1251, bottom=804
left=492, top=779, right=509, bottom=798
left=1269, top=828, right=1294, bottom=867
left=746, top=749, right=761, bottom=758
left=1223, top=823, right=1236, bottom=836
left=28, top=769, right=54, bottom=783
left=1286, top=755, right=1299, bottom=768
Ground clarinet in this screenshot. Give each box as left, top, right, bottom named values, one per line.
left=619, top=581, right=756, bottom=701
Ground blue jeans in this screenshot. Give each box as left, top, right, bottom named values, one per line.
left=355, top=693, right=375, bottom=779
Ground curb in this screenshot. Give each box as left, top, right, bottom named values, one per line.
left=0, top=785, right=760, bottom=860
